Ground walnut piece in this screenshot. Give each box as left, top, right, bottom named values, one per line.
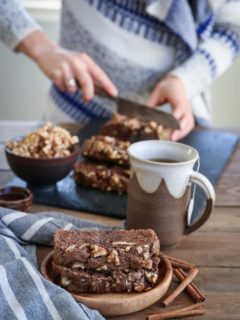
left=107, top=249, right=120, bottom=266
left=104, top=136, right=115, bottom=143
left=112, top=241, right=137, bottom=246
left=61, top=277, right=71, bottom=286
left=145, top=272, right=158, bottom=284
left=149, top=121, right=158, bottom=129
left=136, top=246, right=143, bottom=254
left=96, top=265, right=108, bottom=271
left=72, top=263, right=84, bottom=270
left=126, top=118, right=141, bottom=130
left=90, top=245, right=107, bottom=257
left=133, top=282, right=145, bottom=292
left=143, top=252, right=150, bottom=260
left=144, top=259, right=153, bottom=270
left=144, top=127, right=152, bottom=134
left=6, top=122, right=78, bottom=159
left=66, top=244, right=76, bottom=252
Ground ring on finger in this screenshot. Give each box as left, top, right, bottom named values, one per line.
left=67, top=78, right=77, bottom=88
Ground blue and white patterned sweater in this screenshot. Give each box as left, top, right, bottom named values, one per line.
left=0, top=0, right=240, bottom=123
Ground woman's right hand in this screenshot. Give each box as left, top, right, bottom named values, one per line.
left=17, top=31, right=118, bottom=101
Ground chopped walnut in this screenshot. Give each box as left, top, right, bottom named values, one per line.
left=61, top=277, right=71, bottom=286
left=136, top=246, right=143, bottom=254
left=7, top=122, right=78, bottom=159
left=90, top=245, right=107, bottom=257
left=125, top=119, right=141, bottom=130
left=112, top=241, right=137, bottom=246
left=107, top=249, right=120, bottom=266
left=144, top=127, right=153, bottom=134
left=144, top=259, right=153, bottom=270
left=104, top=136, right=115, bottom=143
left=111, top=174, right=120, bottom=185
left=96, top=265, right=108, bottom=271
left=81, top=135, right=129, bottom=166
left=96, top=141, right=104, bottom=152
left=125, top=246, right=132, bottom=252
left=72, top=263, right=84, bottom=270
left=133, top=282, right=145, bottom=292
left=143, top=252, right=150, bottom=260
left=149, top=121, right=158, bottom=129
left=157, top=125, right=164, bottom=139
left=145, top=272, right=158, bottom=284
left=66, top=244, right=76, bottom=252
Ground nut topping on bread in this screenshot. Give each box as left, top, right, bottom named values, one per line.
left=107, top=249, right=120, bottom=266
left=100, top=114, right=171, bottom=142
left=82, top=135, right=129, bottom=166
left=74, top=161, right=130, bottom=194
left=53, top=229, right=160, bottom=293
left=90, top=245, right=107, bottom=257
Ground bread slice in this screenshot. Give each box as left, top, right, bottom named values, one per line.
left=100, top=114, right=171, bottom=142
left=74, top=160, right=130, bottom=194
left=52, top=262, right=158, bottom=293
left=82, top=135, right=129, bottom=166
left=53, top=229, right=160, bottom=293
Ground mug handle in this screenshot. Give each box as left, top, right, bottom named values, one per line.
left=185, top=170, right=216, bottom=235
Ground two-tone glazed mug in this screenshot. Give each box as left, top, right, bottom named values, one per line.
left=127, top=140, right=215, bottom=248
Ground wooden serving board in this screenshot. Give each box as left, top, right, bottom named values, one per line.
left=41, top=252, right=172, bottom=317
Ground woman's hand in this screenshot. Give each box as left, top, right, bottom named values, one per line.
left=147, top=75, right=195, bottom=140
left=17, top=31, right=117, bottom=101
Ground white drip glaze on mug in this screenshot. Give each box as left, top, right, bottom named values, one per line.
left=128, top=140, right=199, bottom=199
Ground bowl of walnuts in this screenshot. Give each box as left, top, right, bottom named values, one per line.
left=5, top=123, right=79, bottom=188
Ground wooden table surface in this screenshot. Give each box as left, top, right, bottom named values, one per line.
left=1, top=121, right=240, bottom=320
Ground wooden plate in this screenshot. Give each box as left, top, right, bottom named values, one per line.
left=41, top=252, right=172, bottom=317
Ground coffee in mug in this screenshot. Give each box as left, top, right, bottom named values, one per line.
left=127, top=140, right=215, bottom=248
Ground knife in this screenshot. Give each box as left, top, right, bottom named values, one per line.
left=95, top=88, right=180, bottom=130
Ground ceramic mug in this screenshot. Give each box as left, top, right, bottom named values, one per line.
left=127, top=140, right=215, bottom=248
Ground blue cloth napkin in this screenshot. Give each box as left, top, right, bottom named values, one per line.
left=0, top=207, right=108, bottom=320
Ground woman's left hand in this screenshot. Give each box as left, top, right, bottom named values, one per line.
left=147, top=75, right=195, bottom=141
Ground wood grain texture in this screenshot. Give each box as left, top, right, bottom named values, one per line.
left=200, top=207, right=240, bottom=233
left=216, top=174, right=240, bottom=206
left=166, top=232, right=240, bottom=268
left=216, top=143, right=240, bottom=206
left=30, top=204, right=122, bottom=227
left=107, top=268, right=240, bottom=320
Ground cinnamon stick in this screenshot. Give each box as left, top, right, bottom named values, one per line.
left=174, top=268, right=205, bottom=303
left=166, top=255, right=195, bottom=270
left=163, top=267, right=199, bottom=307
left=147, top=303, right=205, bottom=320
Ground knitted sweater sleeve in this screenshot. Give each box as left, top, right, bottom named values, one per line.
left=170, top=1, right=240, bottom=99
left=0, top=0, right=41, bottom=50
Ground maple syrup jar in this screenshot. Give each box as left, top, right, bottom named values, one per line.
left=0, top=186, right=33, bottom=212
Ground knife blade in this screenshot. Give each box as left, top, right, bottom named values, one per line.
left=117, top=98, right=180, bottom=129
left=95, top=88, right=180, bottom=130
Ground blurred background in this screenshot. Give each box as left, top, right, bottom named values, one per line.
left=0, top=0, right=240, bottom=127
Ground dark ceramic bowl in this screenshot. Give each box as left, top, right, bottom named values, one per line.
left=5, top=143, right=79, bottom=187
left=0, top=186, right=33, bottom=211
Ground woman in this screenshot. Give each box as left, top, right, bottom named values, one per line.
left=0, top=0, right=239, bottom=140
